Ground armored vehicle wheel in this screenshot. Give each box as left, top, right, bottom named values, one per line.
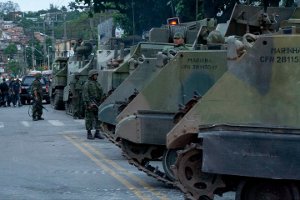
left=120, top=139, right=174, bottom=185
left=121, top=139, right=163, bottom=163
left=174, top=144, right=224, bottom=200
left=162, top=149, right=178, bottom=181
left=236, top=180, right=300, bottom=200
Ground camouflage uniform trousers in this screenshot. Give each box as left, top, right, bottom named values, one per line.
left=73, top=93, right=84, bottom=118
left=85, top=107, right=101, bottom=131
left=32, top=99, right=43, bottom=118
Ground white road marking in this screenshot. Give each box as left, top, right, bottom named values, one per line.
left=74, top=119, right=85, bottom=125
left=0, top=122, right=4, bottom=128
left=21, top=121, right=30, bottom=127
left=63, top=130, right=85, bottom=134
left=48, top=120, right=64, bottom=126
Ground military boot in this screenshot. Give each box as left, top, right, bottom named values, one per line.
left=94, top=130, right=104, bottom=139
left=38, top=116, right=44, bottom=120
left=87, top=130, right=94, bottom=140
left=32, top=117, right=38, bottom=121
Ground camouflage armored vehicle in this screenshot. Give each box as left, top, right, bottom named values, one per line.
left=62, top=38, right=133, bottom=118
left=114, top=3, right=298, bottom=187
left=166, top=4, right=300, bottom=200
left=49, top=56, right=68, bottom=110
left=63, top=40, right=96, bottom=118
left=98, top=18, right=215, bottom=143
left=96, top=38, right=132, bottom=96
left=113, top=25, right=228, bottom=184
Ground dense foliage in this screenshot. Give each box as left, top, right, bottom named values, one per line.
left=71, top=0, right=298, bottom=35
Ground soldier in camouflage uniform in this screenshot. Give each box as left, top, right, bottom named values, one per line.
left=82, top=69, right=104, bottom=140
left=172, top=32, right=190, bottom=51
left=31, top=73, right=44, bottom=121
left=162, top=32, right=190, bottom=57
left=70, top=72, right=84, bottom=119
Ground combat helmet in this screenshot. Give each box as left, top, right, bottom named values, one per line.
left=173, top=32, right=184, bottom=39
left=88, top=69, right=98, bottom=78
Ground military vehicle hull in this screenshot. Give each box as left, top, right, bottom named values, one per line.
left=167, top=31, right=300, bottom=200
left=96, top=47, right=131, bottom=96
left=63, top=55, right=95, bottom=118
left=97, top=16, right=216, bottom=138
left=63, top=39, right=131, bottom=118
left=98, top=42, right=175, bottom=137
left=115, top=50, right=228, bottom=182
left=49, top=57, right=68, bottom=110
left=113, top=4, right=300, bottom=196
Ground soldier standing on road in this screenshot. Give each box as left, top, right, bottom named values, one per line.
left=82, top=69, right=104, bottom=140
left=0, top=78, right=9, bottom=107
left=12, top=78, right=22, bottom=107
left=7, top=76, right=15, bottom=107
left=71, top=72, right=84, bottom=119
left=31, top=73, right=44, bottom=121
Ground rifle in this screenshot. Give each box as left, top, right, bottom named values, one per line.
left=87, top=97, right=101, bottom=109
left=32, top=98, right=48, bottom=112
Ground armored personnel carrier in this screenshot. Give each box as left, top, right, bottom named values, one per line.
left=114, top=3, right=298, bottom=188
left=166, top=4, right=300, bottom=200
left=62, top=38, right=134, bottom=118
left=98, top=18, right=214, bottom=144
left=113, top=23, right=228, bottom=184
left=49, top=56, right=68, bottom=110
left=63, top=40, right=96, bottom=118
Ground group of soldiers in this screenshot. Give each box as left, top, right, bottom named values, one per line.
left=31, top=70, right=104, bottom=139
left=0, top=77, right=22, bottom=107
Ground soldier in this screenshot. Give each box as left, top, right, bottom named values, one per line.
left=7, top=76, right=15, bottom=107
left=82, top=69, right=104, bottom=140
left=0, top=78, right=9, bottom=107
left=11, top=78, right=22, bottom=107
left=159, top=32, right=190, bottom=66
left=31, top=73, right=44, bottom=121
left=71, top=72, right=84, bottom=119
left=172, top=32, right=189, bottom=51
left=162, top=32, right=190, bottom=57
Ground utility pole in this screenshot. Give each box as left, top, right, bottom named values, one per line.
left=51, top=18, right=55, bottom=54
left=196, top=0, right=199, bottom=20
left=131, top=0, right=135, bottom=45
left=31, top=44, right=35, bottom=69
left=23, top=46, right=27, bottom=75
left=43, top=20, right=47, bottom=67
left=64, top=13, right=67, bottom=57
left=63, top=12, right=67, bottom=56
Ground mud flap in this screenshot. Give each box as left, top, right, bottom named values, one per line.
left=63, top=85, right=70, bottom=102
left=200, top=131, right=300, bottom=180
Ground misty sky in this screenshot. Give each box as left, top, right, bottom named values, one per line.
left=10, top=0, right=71, bottom=12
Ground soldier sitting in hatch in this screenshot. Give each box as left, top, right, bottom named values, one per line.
left=157, top=32, right=191, bottom=67
left=162, top=32, right=190, bottom=56
left=172, top=32, right=190, bottom=51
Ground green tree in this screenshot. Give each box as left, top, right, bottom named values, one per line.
left=4, top=43, right=17, bottom=59
left=6, top=59, right=21, bottom=76
left=0, top=1, right=20, bottom=15
left=72, top=0, right=174, bottom=35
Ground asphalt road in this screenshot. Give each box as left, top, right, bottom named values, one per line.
left=0, top=104, right=234, bottom=200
